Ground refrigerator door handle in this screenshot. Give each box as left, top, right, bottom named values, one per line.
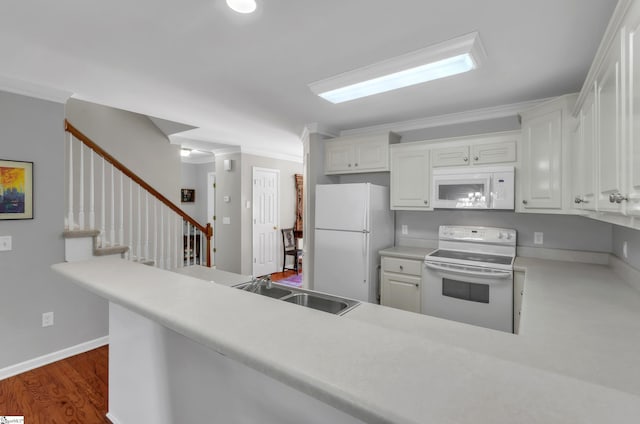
left=362, top=232, right=369, bottom=284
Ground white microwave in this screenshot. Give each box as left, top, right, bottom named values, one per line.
left=431, top=166, right=515, bottom=210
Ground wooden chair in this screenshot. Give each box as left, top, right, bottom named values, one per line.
left=281, top=228, right=302, bottom=274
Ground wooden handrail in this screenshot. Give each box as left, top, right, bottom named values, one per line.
left=65, top=119, right=213, bottom=266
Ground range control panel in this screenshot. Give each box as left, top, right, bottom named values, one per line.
left=438, top=225, right=516, bottom=245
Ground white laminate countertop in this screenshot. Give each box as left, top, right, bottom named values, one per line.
left=170, top=265, right=252, bottom=287
left=378, top=246, right=433, bottom=260
left=52, top=257, right=640, bottom=424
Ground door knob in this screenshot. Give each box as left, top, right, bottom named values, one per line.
left=273, top=226, right=277, bottom=230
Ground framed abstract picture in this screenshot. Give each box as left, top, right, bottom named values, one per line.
left=0, top=159, right=33, bottom=220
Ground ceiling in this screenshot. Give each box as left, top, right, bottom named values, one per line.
left=0, top=1, right=619, bottom=161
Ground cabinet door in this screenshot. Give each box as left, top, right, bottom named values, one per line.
left=596, top=32, right=624, bottom=213
left=381, top=272, right=421, bottom=313
left=521, top=109, right=563, bottom=209
left=390, top=146, right=430, bottom=209
left=571, top=119, right=583, bottom=211
left=628, top=20, right=640, bottom=215
left=324, top=142, right=353, bottom=174
left=580, top=93, right=597, bottom=210
left=354, top=138, right=388, bottom=171
left=431, top=146, right=470, bottom=167
left=513, top=271, right=525, bottom=334
left=471, top=140, right=517, bottom=165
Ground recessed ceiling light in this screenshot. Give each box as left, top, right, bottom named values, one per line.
left=181, top=148, right=192, bottom=157
left=226, top=0, right=257, bottom=14
left=308, top=32, right=485, bottom=104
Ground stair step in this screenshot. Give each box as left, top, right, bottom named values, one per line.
left=94, top=245, right=129, bottom=256
left=63, top=229, right=100, bottom=239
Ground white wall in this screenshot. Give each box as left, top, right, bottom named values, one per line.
left=0, top=91, right=108, bottom=370
left=66, top=99, right=181, bottom=204
left=214, top=153, right=242, bottom=273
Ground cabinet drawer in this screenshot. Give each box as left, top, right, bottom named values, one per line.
left=381, top=257, right=422, bottom=276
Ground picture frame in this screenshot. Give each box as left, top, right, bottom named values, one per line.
left=0, top=159, right=33, bottom=220
left=181, top=188, right=195, bottom=203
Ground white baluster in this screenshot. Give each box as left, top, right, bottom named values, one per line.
left=187, top=222, right=192, bottom=266
left=153, top=199, right=158, bottom=267
left=100, top=157, right=106, bottom=247
left=78, top=143, right=85, bottom=229
left=67, top=133, right=74, bottom=230
left=118, top=172, right=124, bottom=246
left=166, top=208, right=171, bottom=270
left=181, top=219, right=185, bottom=268
left=137, top=185, right=142, bottom=260
left=89, top=150, right=95, bottom=230
left=128, top=178, right=133, bottom=260
left=145, top=191, right=150, bottom=261
left=158, top=206, right=164, bottom=268
left=110, top=164, right=115, bottom=245
left=176, top=216, right=181, bottom=269
left=199, top=229, right=204, bottom=266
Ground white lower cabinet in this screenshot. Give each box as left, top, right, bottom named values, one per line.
left=381, top=257, right=422, bottom=313
left=513, top=271, right=525, bottom=334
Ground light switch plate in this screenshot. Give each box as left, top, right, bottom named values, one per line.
left=534, top=232, right=543, bottom=245
left=0, top=236, right=12, bottom=251
left=223, top=217, right=231, bottom=225
left=401, top=225, right=408, bottom=235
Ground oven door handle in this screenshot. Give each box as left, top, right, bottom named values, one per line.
left=424, top=262, right=512, bottom=279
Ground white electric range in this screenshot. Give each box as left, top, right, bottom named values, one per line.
left=423, top=225, right=516, bottom=333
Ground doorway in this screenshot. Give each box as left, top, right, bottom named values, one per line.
left=252, top=167, right=280, bottom=277
left=207, top=172, right=216, bottom=267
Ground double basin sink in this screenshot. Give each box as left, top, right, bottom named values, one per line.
left=234, top=281, right=360, bottom=316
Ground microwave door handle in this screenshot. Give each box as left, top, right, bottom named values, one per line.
left=424, top=262, right=512, bottom=279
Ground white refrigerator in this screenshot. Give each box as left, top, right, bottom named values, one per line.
left=313, top=183, right=394, bottom=303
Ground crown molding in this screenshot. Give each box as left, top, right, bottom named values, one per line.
left=181, top=155, right=216, bottom=164
left=573, top=0, right=635, bottom=115
left=0, top=75, right=72, bottom=104
left=339, top=97, right=552, bottom=137
left=240, top=147, right=303, bottom=164
left=305, top=122, right=339, bottom=138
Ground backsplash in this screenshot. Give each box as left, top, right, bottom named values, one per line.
left=395, top=210, right=613, bottom=253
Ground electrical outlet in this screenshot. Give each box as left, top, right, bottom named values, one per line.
left=42, top=312, right=54, bottom=327
left=623, top=241, right=628, bottom=259
left=0, top=236, right=12, bottom=251
left=534, top=232, right=544, bottom=245
left=401, top=225, right=408, bottom=235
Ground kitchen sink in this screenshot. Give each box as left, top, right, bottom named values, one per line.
left=234, top=282, right=293, bottom=299
left=234, top=281, right=359, bottom=315
left=282, top=293, right=352, bottom=315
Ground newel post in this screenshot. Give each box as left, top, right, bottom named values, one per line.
left=205, top=223, right=213, bottom=267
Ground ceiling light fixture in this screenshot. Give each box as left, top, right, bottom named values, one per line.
left=226, top=0, right=257, bottom=14
left=180, top=148, right=192, bottom=157
left=308, top=32, right=486, bottom=104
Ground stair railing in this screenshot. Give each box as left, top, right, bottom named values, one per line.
left=64, top=120, right=212, bottom=268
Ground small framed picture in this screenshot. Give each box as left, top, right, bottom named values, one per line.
left=181, top=188, right=195, bottom=203
left=0, top=159, right=33, bottom=220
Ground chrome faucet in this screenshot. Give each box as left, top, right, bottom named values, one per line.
left=244, top=275, right=272, bottom=292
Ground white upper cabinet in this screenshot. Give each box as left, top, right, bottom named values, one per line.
left=596, top=31, right=625, bottom=213
left=572, top=92, right=597, bottom=211
left=431, top=138, right=516, bottom=168
left=390, top=143, right=431, bottom=210
left=519, top=95, right=576, bottom=212
left=324, top=132, right=399, bottom=175
left=627, top=10, right=640, bottom=215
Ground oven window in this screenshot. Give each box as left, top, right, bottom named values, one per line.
left=442, top=278, right=490, bottom=303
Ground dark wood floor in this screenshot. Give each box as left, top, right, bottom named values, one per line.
left=0, top=346, right=109, bottom=424
left=270, top=268, right=301, bottom=282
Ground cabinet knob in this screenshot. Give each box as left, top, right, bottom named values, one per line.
left=424, top=200, right=429, bottom=205
left=399, top=265, right=403, bottom=271
left=574, top=196, right=583, bottom=204
left=474, top=156, right=479, bottom=161
left=463, top=157, right=468, bottom=162
left=355, top=163, right=358, bottom=167
left=609, top=192, right=628, bottom=204
left=348, top=163, right=352, bottom=167
left=415, top=283, right=419, bottom=288
left=522, top=200, right=528, bottom=205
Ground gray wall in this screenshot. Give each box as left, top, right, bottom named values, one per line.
left=66, top=99, right=181, bottom=204
left=181, top=161, right=215, bottom=225
left=612, top=225, right=640, bottom=269
left=0, top=91, right=108, bottom=369
left=214, top=153, right=242, bottom=273
left=396, top=211, right=613, bottom=252
left=240, top=154, right=303, bottom=275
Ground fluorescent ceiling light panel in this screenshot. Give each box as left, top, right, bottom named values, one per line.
left=309, top=32, right=485, bottom=104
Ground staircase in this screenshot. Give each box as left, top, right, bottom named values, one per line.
left=63, top=120, right=212, bottom=269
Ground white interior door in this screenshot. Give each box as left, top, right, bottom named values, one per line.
left=207, top=172, right=215, bottom=266
left=253, top=167, right=279, bottom=277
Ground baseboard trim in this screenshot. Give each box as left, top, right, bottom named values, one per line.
left=0, top=336, right=109, bottom=380
left=610, top=255, right=640, bottom=293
